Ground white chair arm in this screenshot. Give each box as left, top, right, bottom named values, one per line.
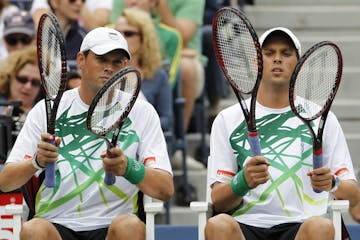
left=3, top=204, right=23, bottom=240
left=5, top=204, right=23, bottom=215
left=190, top=201, right=213, bottom=240
left=144, top=201, right=164, bottom=240
left=329, top=200, right=349, bottom=240
left=190, top=201, right=211, bottom=212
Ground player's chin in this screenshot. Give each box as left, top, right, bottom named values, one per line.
left=270, top=78, right=289, bottom=88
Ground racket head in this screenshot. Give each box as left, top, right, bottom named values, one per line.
left=37, top=13, right=67, bottom=102
left=87, top=67, right=141, bottom=138
left=289, top=41, right=343, bottom=121
left=212, top=7, right=263, bottom=95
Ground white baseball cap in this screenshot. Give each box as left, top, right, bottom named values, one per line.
left=259, top=27, right=301, bottom=56
left=80, top=27, right=131, bottom=59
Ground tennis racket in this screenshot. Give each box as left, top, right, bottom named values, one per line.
left=289, top=41, right=343, bottom=193
left=212, top=7, right=263, bottom=156
left=87, top=67, right=141, bottom=185
left=37, top=13, right=68, bottom=188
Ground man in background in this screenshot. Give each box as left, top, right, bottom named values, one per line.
left=2, top=10, right=35, bottom=59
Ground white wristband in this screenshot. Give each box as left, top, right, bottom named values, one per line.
left=31, top=154, right=44, bottom=171
left=329, top=175, right=340, bottom=193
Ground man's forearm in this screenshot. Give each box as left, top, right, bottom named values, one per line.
left=0, top=162, right=37, bottom=192
left=155, top=0, right=196, bottom=45
left=334, top=180, right=360, bottom=206
left=156, top=0, right=177, bottom=28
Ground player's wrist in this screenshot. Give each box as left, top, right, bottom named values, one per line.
left=31, top=154, right=45, bottom=170
left=230, top=168, right=250, bottom=197
left=123, top=158, right=146, bottom=184
left=329, top=175, right=340, bottom=193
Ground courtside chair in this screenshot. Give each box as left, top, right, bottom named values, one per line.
left=0, top=199, right=163, bottom=240
left=0, top=180, right=163, bottom=240
left=190, top=157, right=350, bottom=240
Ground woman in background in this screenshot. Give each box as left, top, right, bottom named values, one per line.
left=115, top=8, right=173, bottom=132
left=0, top=46, right=42, bottom=162
left=0, top=46, right=41, bottom=114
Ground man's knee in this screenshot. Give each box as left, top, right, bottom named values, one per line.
left=307, top=216, right=334, bottom=231
left=297, top=216, right=334, bottom=240
left=109, top=214, right=145, bottom=237
left=205, top=214, right=244, bottom=240
left=21, top=218, right=61, bottom=239
left=206, top=213, right=237, bottom=233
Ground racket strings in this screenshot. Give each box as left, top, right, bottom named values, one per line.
left=295, top=45, right=340, bottom=119
left=90, top=74, right=138, bottom=135
left=40, top=19, right=62, bottom=99
left=215, top=10, right=258, bottom=94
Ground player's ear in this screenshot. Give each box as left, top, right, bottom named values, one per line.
left=76, top=52, right=85, bottom=70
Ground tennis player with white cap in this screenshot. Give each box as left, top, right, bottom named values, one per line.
left=203, top=27, right=359, bottom=240
left=1, top=27, right=174, bottom=240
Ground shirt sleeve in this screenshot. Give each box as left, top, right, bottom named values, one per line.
left=323, top=111, right=356, bottom=181
left=133, top=100, right=173, bottom=175
left=208, top=109, right=239, bottom=187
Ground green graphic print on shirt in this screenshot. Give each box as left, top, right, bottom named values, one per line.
left=35, top=105, right=140, bottom=216
left=229, top=109, right=326, bottom=217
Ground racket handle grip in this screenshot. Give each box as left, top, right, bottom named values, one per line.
left=104, top=150, right=116, bottom=185
left=313, top=152, right=323, bottom=193
left=104, top=173, right=116, bottom=185
left=45, top=163, right=55, bottom=187
left=45, top=137, right=56, bottom=188
left=313, top=152, right=323, bottom=169
left=248, top=131, right=261, bottom=157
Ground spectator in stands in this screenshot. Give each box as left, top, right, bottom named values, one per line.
left=31, top=0, right=113, bottom=31
left=0, top=46, right=41, bottom=163
left=115, top=8, right=173, bottom=133
left=0, top=27, right=173, bottom=239
left=155, top=0, right=206, bottom=132
left=0, top=45, right=41, bottom=116
left=111, top=0, right=182, bottom=90
left=3, top=10, right=36, bottom=56
left=0, top=0, right=19, bottom=60
left=204, top=27, right=360, bottom=240
left=46, top=0, right=87, bottom=60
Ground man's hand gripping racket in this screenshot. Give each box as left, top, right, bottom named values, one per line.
left=87, top=67, right=141, bottom=185
left=212, top=7, right=263, bottom=157
left=37, top=13, right=68, bottom=187
left=289, top=41, right=343, bottom=193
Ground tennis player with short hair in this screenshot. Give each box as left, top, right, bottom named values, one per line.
left=204, top=27, right=360, bottom=240
left=0, top=27, right=174, bottom=240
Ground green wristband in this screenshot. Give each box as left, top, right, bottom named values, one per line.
left=123, top=158, right=146, bottom=184
left=230, top=169, right=250, bottom=197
